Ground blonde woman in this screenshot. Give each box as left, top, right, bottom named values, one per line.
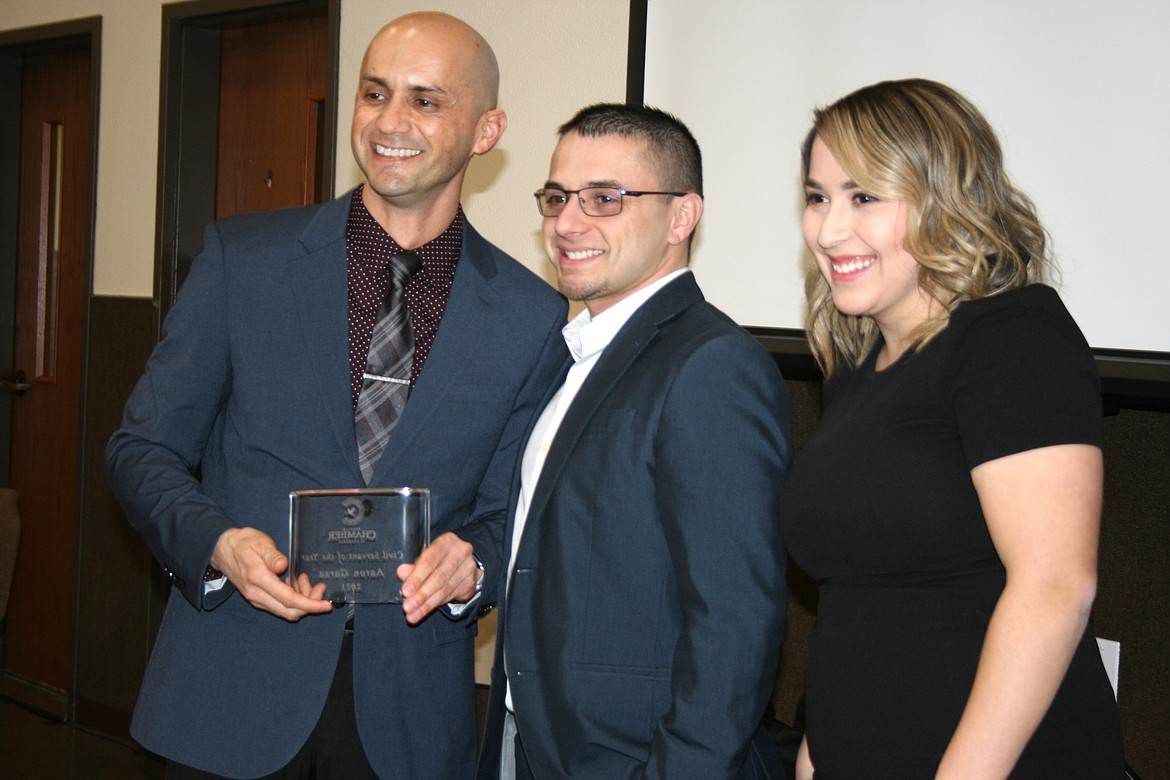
left=779, top=79, right=1124, bottom=778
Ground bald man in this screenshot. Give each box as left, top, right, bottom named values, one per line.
left=107, top=13, right=567, bottom=779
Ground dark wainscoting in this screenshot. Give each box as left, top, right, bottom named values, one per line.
left=74, top=294, right=165, bottom=741
left=1095, top=408, right=1169, bottom=778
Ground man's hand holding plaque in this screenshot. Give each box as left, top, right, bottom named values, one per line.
left=211, top=526, right=333, bottom=621
left=398, top=532, right=481, bottom=624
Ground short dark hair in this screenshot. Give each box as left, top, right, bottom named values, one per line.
left=558, top=103, right=703, bottom=197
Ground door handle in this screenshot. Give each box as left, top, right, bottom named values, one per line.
left=2, top=369, right=31, bottom=396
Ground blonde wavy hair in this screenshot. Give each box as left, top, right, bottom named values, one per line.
left=801, top=79, right=1051, bottom=377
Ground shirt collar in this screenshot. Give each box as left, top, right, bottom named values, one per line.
left=562, top=269, right=690, bottom=362
left=346, top=185, right=462, bottom=282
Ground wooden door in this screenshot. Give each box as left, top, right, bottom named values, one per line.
left=5, top=39, right=92, bottom=702
left=216, top=13, right=327, bottom=218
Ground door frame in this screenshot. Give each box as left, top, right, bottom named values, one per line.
left=0, top=17, right=101, bottom=716
left=0, top=17, right=101, bottom=487
left=154, top=0, right=340, bottom=328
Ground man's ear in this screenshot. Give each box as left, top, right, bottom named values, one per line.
left=472, top=109, right=508, bottom=155
left=666, top=192, right=704, bottom=247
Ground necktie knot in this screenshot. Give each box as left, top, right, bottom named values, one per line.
left=390, top=251, right=422, bottom=289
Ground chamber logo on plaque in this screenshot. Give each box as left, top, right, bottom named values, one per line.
left=289, top=488, right=430, bottom=605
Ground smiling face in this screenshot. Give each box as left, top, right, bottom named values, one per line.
left=351, top=14, right=505, bottom=229
left=802, top=136, right=936, bottom=353
left=542, top=131, right=701, bottom=316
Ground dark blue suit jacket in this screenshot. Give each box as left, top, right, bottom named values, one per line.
left=478, top=274, right=792, bottom=780
left=106, top=191, right=567, bottom=778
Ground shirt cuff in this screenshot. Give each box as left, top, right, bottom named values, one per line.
left=445, top=554, right=485, bottom=616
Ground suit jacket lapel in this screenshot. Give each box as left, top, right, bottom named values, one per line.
left=500, top=354, right=572, bottom=577
left=517, top=274, right=705, bottom=554
left=370, top=222, right=501, bottom=482
left=287, top=194, right=359, bottom=482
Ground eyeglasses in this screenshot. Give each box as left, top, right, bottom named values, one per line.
left=533, top=187, right=688, bottom=218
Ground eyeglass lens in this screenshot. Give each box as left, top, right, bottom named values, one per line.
left=537, top=188, right=624, bottom=217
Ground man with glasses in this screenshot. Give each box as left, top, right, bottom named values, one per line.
left=478, top=104, right=793, bottom=780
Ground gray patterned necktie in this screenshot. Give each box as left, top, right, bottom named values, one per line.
left=355, top=251, right=422, bottom=484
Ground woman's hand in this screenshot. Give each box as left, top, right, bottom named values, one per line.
left=796, top=734, right=815, bottom=780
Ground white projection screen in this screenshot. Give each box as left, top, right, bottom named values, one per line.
left=642, top=0, right=1170, bottom=365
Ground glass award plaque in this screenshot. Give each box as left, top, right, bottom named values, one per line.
left=289, top=487, right=430, bottom=605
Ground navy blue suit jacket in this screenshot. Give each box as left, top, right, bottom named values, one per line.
left=106, top=191, right=567, bottom=778
left=478, top=274, right=792, bottom=780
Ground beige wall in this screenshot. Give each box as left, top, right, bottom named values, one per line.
left=0, top=0, right=630, bottom=295
left=2, top=0, right=164, bottom=296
